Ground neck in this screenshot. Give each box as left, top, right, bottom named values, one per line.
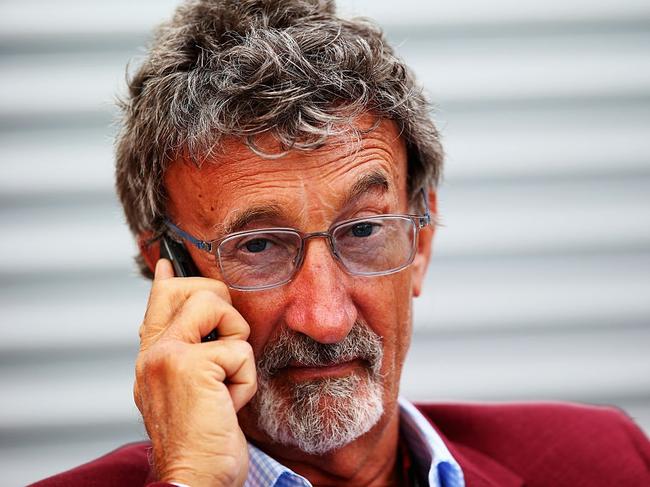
left=247, top=401, right=402, bottom=486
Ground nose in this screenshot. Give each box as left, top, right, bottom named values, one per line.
left=283, top=237, right=357, bottom=344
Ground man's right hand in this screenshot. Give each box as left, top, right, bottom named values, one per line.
left=134, top=259, right=257, bottom=487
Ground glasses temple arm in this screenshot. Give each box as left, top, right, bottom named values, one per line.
left=419, top=188, right=431, bottom=226
left=163, top=219, right=212, bottom=251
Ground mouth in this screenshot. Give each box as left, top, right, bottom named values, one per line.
left=282, top=358, right=365, bottom=381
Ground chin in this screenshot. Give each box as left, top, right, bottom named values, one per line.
left=252, top=368, right=385, bottom=455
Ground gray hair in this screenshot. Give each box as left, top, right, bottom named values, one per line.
left=115, top=0, right=444, bottom=277
left=253, top=320, right=385, bottom=454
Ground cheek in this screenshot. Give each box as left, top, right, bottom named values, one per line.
left=230, top=291, right=286, bottom=356
left=230, top=269, right=414, bottom=367
left=191, top=258, right=272, bottom=353
left=353, top=272, right=413, bottom=373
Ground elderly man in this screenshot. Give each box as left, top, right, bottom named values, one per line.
left=33, top=1, right=649, bottom=486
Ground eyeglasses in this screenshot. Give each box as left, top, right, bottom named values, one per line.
left=164, top=190, right=431, bottom=291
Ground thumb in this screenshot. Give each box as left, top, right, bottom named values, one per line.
left=155, top=258, right=175, bottom=280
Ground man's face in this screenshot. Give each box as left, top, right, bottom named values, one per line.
left=163, top=117, right=433, bottom=452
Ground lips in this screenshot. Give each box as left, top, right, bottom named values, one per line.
left=283, top=358, right=364, bottom=381
left=256, top=322, right=384, bottom=382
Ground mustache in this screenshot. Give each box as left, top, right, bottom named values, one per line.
left=257, top=321, right=384, bottom=380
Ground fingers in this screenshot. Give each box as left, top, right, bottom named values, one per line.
left=134, top=339, right=257, bottom=413
left=140, top=273, right=236, bottom=350
left=135, top=259, right=255, bottom=486
left=155, top=258, right=174, bottom=280
left=152, top=274, right=232, bottom=304
left=200, top=340, right=258, bottom=411
left=166, top=290, right=250, bottom=343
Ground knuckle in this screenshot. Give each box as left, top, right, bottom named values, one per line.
left=234, top=341, right=255, bottom=364
left=137, top=322, right=146, bottom=341
left=232, top=339, right=253, bottom=356
left=212, top=280, right=230, bottom=300
left=137, top=342, right=187, bottom=377
left=242, top=341, right=255, bottom=359
left=248, top=380, right=258, bottom=398
left=151, top=277, right=174, bottom=296
left=134, top=353, right=148, bottom=379
left=246, top=366, right=258, bottom=387
left=135, top=363, right=144, bottom=381
left=192, top=289, right=220, bottom=304
left=240, top=320, right=252, bottom=338
left=163, top=344, right=188, bottom=372
left=133, top=382, right=143, bottom=410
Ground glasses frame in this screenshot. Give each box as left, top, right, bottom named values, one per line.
left=164, top=189, right=431, bottom=291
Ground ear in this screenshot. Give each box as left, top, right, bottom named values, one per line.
left=411, top=190, right=437, bottom=298
left=138, top=231, right=160, bottom=275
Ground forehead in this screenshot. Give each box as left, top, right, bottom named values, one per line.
left=164, top=117, right=408, bottom=231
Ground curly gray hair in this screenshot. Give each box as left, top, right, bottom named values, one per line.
left=115, top=0, right=443, bottom=278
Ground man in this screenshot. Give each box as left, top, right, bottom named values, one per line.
left=33, top=1, right=649, bottom=486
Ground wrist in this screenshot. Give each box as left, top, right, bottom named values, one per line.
left=159, top=466, right=245, bottom=487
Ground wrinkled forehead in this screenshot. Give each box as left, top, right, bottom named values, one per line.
left=164, top=117, right=409, bottom=231
left=212, top=117, right=404, bottom=182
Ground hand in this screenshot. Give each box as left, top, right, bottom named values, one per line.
left=134, top=259, right=257, bottom=487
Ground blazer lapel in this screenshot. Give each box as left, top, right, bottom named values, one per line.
left=446, top=441, right=525, bottom=487
left=422, top=414, right=525, bottom=487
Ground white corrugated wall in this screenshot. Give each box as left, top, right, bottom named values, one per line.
left=1, top=1, right=649, bottom=485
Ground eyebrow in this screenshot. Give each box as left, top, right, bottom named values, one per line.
left=342, top=170, right=390, bottom=208
left=222, top=204, right=285, bottom=235
left=220, top=170, right=390, bottom=236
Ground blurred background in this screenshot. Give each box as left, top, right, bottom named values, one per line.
left=1, top=0, right=649, bottom=485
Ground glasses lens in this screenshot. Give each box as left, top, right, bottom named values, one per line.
left=332, top=216, right=417, bottom=275
left=218, top=230, right=301, bottom=289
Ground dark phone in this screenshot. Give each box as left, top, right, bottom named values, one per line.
left=160, top=235, right=219, bottom=343
left=160, top=235, right=199, bottom=278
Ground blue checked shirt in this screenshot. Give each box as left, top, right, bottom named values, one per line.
left=244, top=397, right=465, bottom=487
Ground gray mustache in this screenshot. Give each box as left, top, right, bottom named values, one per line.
left=257, top=322, right=384, bottom=379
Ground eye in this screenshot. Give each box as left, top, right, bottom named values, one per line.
left=243, top=238, right=271, bottom=253
left=351, top=222, right=375, bottom=237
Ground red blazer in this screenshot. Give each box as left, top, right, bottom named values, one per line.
left=31, top=402, right=650, bottom=486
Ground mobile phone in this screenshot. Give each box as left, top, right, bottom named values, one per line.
left=160, top=235, right=219, bottom=343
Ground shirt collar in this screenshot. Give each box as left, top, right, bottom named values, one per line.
left=244, top=397, right=465, bottom=487
left=245, top=442, right=310, bottom=487
left=398, top=397, right=465, bottom=487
